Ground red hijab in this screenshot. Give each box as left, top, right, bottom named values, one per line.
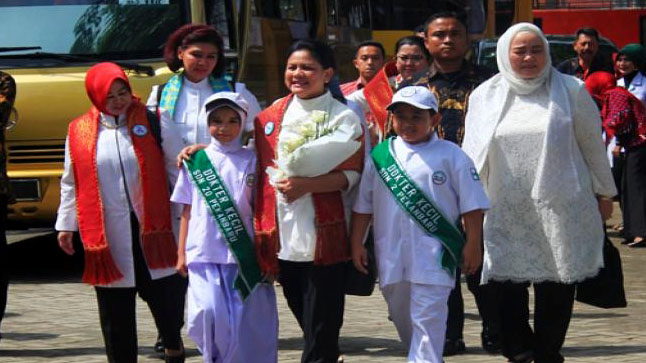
left=84, top=62, right=133, bottom=115
left=585, top=71, right=616, bottom=106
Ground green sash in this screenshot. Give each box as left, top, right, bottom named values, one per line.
left=371, top=138, right=465, bottom=275
left=184, top=150, right=262, bottom=299
left=159, top=73, right=231, bottom=120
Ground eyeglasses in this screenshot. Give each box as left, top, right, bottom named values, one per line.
left=396, top=54, right=425, bottom=63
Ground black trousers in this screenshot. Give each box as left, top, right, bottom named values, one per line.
left=446, top=266, right=502, bottom=341
left=491, top=280, right=575, bottom=363
left=95, top=213, right=186, bottom=363
left=0, top=194, right=8, bottom=334
left=622, top=145, right=646, bottom=239
left=278, top=260, right=346, bottom=363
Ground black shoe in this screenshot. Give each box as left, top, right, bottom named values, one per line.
left=153, top=334, right=165, bottom=354
left=164, top=353, right=185, bottom=363
left=443, top=338, right=466, bottom=356
left=481, top=330, right=502, bottom=354
left=629, top=240, right=646, bottom=248
left=508, top=350, right=533, bottom=363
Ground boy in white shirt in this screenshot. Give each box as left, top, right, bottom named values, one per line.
left=351, top=86, right=490, bottom=363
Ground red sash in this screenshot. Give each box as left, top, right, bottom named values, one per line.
left=68, top=102, right=177, bottom=285
left=253, top=94, right=364, bottom=275
left=363, top=61, right=399, bottom=136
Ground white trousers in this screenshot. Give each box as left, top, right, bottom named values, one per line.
left=381, top=282, right=452, bottom=363
left=187, top=263, right=278, bottom=363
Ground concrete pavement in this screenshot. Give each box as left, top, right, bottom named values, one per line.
left=1, top=210, right=645, bottom=362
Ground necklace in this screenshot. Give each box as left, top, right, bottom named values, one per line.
left=99, top=117, right=126, bottom=129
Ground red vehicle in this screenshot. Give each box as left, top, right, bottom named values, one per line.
left=533, top=0, right=646, bottom=48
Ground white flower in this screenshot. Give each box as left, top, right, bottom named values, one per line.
left=311, top=110, right=328, bottom=124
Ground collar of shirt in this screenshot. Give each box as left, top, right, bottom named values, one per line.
left=184, top=76, right=211, bottom=90
left=100, top=113, right=127, bottom=127
left=399, top=132, right=437, bottom=151
left=356, top=78, right=366, bottom=89
left=428, top=61, right=467, bottom=79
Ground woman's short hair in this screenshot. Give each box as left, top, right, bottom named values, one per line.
left=287, top=39, right=337, bottom=70
left=163, top=24, right=226, bottom=77
left=394, top=36, right=431, bottom=61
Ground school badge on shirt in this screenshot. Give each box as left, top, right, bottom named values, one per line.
left=432, top=171, right=447, bottom=185
left=264, top=122, right=275, bottom=135
left=132, top=124, right=148, bottom=137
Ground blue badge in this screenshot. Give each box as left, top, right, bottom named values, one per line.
left=265, top=122, right=275, bottom=135
left=470, top=167, right=480, bottom=181
left=432, top=171, right=447, bottom=185
left=132, top=124, right=148, bottom=137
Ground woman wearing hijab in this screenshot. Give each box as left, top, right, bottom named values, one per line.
left=56, top=62, right=185, bottom=363
left=616, top=43, right=646, bottom=106
left=586, top=71, right=646, bottom=248
left=462, top=24, right=617, bottom=363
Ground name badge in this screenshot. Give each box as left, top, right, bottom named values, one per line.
left=132, top=125, right=148, bottom=137
left=265, top=122, right=275, bottom=135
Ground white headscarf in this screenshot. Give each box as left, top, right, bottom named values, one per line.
left=202, top=92, right=248, bottom=153
left=496, top=22, right=551, bottom=95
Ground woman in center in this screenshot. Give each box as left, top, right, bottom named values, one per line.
left=462, top=23, right=616, bottom=363
left=254, top=39, right=364, bottom=363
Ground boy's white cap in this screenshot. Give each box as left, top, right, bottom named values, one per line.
left=203, top=92, right=249, bottom=118
left=386, top=86, right=438, bottom=112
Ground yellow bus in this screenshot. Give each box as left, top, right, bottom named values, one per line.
left=1, top=0, right=370, bottom=224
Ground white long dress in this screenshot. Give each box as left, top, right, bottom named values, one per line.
left=481, top=87, right=616, bottom=284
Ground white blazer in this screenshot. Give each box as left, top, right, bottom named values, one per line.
left=618, top=71, right=646, bottom=107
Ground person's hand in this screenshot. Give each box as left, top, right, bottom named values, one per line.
left=57, top=231, right=75, bottom=255
left=612, top=145, right=622, bottom=158
left=176, top=250, right=188, bottom=277
left=351, top=242, right=369, bottom=275
left=176, top=144, right=207, bottom=168
left=598, top=197, right=613, bottom=221
left=461, top=240, right=482, bottom=276
left=275, top=177, right=309, bottom=203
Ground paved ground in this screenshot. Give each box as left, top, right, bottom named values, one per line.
left=1, top=208, right=645, bottom=362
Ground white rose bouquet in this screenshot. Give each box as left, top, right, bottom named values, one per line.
left=266, top=108, right=362, bottom=185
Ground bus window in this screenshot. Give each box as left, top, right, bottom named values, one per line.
left=206, top=0, right=237, bottom=51
left=338, top=0, right=370, bottom=29
left=0, top=0, right=190, bottom=223
left=0, top=0, right=185, bottom=60
left=261, top=0, right=306, bottom=21
left=327, top=0, right=337, bottom=26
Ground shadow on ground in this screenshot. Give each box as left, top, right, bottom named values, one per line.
left=279, top=336, right=407, bottom=358
left=7, top=232, right=84, bottom=283
left=563, top=345, right=646, bottom=357
left=0, top=346, right=201, bottom=359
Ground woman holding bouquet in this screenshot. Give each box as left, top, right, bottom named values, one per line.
left=254, top=39, right=364, bottom=363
